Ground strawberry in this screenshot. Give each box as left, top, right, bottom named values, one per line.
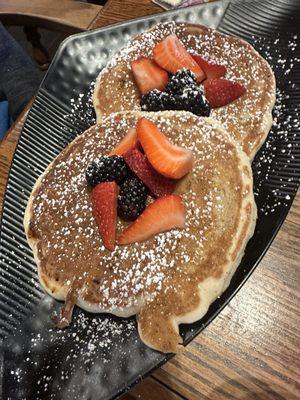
left=203, top=78, right=246, bottom=108
left=192, top=55, right=227, bottom=80
left=110, top=128, right=138, bottom=156
left=123, top=147, right=176, bottom=197
left=118, top=195, right=185, bottom=245
left=137, top=117, right=193, bottom=180
left=130, top=57, right=168, bottom=95
left=91, top=182, right=119, bottom=251
left=153, top=35, right=205, bottom=82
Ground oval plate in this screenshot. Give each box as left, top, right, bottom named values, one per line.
left=0, top=1, right=299, bottom=399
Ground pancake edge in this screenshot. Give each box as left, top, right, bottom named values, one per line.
left=139, top=143, right=257, bottom=351
left=135, top=115, right=257, bottom=351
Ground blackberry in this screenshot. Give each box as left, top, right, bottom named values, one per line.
left=166, top=68, right=197, bottom=95
left=85, top=155, right=129, bottom=187
left=140, top=89, right=164, bottom=111
left=140, top=90, right=177, bottom=112
left=175, top=86, right=211, bottom=117
left=139, top=69, right=210, bottom=116
left=118, top=177, right=147, bottom=220
left=160, top=91, right=178, bottom=110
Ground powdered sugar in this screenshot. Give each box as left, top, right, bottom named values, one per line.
left=29, top=109, right=248, bottom=322
left=93, top=22, right=276, bottom=161
left=251, top=34, right=299, bottom=214
left=28, top=25, right=299, bottom=326
left=5, top=305, right=138, bottom=398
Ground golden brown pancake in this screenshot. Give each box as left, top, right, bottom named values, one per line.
left=93, top=22, right=276, bottom=159
left=24, top=111, right=256, bottom=353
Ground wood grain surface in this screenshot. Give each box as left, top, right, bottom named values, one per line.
left=0, top=1, right=299, bottom=399
left=0, top=0, right=103, bottom=32
left=89, top=0, right=162, bottom=29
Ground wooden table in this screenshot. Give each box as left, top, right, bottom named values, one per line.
left=0, top=1, right=299, bottom=399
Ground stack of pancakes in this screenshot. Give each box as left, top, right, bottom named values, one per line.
left=24, top=22, right=276, bottom=353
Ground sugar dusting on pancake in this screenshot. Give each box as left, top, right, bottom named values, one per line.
left=15, top=32, right=298, bottom=388
left=24, top=111, right=256, bottom=352
left=93, top=22, right=276, bottom=158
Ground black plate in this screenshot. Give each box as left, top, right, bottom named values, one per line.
left=0, top=1, right=299, bottom=399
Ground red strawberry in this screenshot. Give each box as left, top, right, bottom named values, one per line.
left=203, top=78, right=246, bottom=108
left=91, top=182, right=119, bottom=251
left=192, top=55, right=227, bottom=80
left=124, top=147, right=176, bottom=197
left=110, top=128, right=138, bottom=156
left=130, top=57, right=168, bottom=95
left=153, top=35, right=205, bottom=82
left=137, top=117, right=193, bottom=180
left=119, top=195, right=185, bottom=245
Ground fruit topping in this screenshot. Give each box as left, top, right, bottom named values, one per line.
left=140, top=69, right=210, bottom=117
left=192, top=55, right=227, bottom=80
left=140, top=89, right=164, bottom=112
left=91, top=182, right=119, bottom=251
left=130, top=57, right=168, bottom=95
left=118, top=195, right=185, bottom=245
left=165, top=68, right=197, bottom=95
left=124, top=147, right=176, bottom=197
left=153, top=35, right=205, bottom=82
left=203, top=78, right=246, bottom=108
left=110, top=128, right=137, bottom=156
left=118, top=177, right=147, bottom=220
left=137, top=118, right=193, bottom=179
left=85, top=155, right=129, bottom=187
left=140, top=89, right=175, bottom=112
left=174, top=86, right=210, bottom=117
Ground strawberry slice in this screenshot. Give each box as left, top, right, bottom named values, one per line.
left=130, top=57, right=168, bottom=95
left=192, top=55, right=227, bottom=80
left=153, top=35, right=205, bottom=82
left=110, top=128, right=138, bottom=156
left=203, top=78, right=246, bottom=108
left=124, top=147, right=176, bottom=197
left=119, top=195, right=185, bottom=245
left=91, top=182, right=119, bottom=251
left=137, top=117, right=193, bottom=180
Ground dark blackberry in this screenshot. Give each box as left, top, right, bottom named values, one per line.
left=85, top=155, right=129, bottom=187
left=174, top=86, right=211, bottom=117
left=140, top=90, right=178, bottom=112
left=166, top=68, right=197, bottom=95
left=118, top=177, right=147, bottom=220
left=160, top=91, right=178, bottom=110
left=140, top=89, right=164, bottom=111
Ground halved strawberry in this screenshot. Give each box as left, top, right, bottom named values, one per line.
left=153, top=35, right=205, bottom=82
left=91, top=182, right=119, bottom=251
left=130, top=57, right=168, bottom=95
left=124, top=147, right=176, bottom=197
left=192, top=55, right=227, bottom=80
left=110, top=128, right=138, bottom=156
left=203, top=78, right=246, bottom=108
left=137, top=118, right=193, bottom=180
left=118, top=195, right=185, bottom=245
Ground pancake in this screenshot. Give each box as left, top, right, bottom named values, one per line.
left=93, top=22, right=276, bottom=159
left=24, top=111, right=256, bottom=353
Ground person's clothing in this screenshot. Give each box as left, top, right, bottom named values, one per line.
left=0, top=23, right=39, bottom=121
left=0, top=101, right=10, bottom=139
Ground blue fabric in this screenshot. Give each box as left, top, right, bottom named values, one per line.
left=0, top=101, right=10, bottom=140
left=0, top=23, right=39, bottom=121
